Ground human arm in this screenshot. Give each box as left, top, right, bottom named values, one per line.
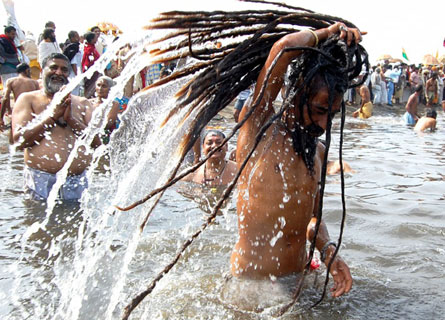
left=64, top=96, right=103, bottom=147
left=237, top=22, right=363, bottom=160
left=0, top=80, right=13, bottom=130
left=11, top=92, right=69, bottom=149
left=306, top=162, right=352, bottom=298
left=63, top=95, right=88, bottom=136
left=307, top=216, right=352, bottom=297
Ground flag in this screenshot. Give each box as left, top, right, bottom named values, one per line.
left=435, top=50, right=439, bottom=59
left=402, top=48, right=409, bottom=61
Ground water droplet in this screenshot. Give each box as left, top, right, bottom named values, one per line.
left=283, top=193, right=290, bottom=203
left=278, top=216, right=286, bottom=228
left=269, top=231, right=283, bottom=247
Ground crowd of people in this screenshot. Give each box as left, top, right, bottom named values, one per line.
left=353, top=61, right=442, bottom=131
left=0, top=13, right=443, bottom=315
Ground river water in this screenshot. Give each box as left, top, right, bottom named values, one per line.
left=1, top=97, right=444, bottom=320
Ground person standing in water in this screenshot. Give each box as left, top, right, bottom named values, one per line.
left=87, top=75, right=120, bottom=143
left=232, top=22, right=365, bottom=298
left=1, top=63, right=39, bottom=132
left=403, top=84, right=423, bottom=125
left=414, top=109, right=437, bottom=132
left=183, top=130, right=237, bottom=186
left=352, top=85, right=373, bottom=119
left=11, top=53, right=94, bottom=200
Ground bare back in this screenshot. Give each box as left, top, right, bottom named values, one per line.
left=405, top=92, right=419, bottom=116
left=414, top=117, right=436, bottom=132
left=9, top=76, right=40, bottom=100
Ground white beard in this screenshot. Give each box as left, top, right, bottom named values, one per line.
left=44, top=76, right=67, bottom=94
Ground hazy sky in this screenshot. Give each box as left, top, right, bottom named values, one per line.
left=1, top=0, right=444, bottom=64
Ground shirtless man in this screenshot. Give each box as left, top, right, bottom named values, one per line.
left=414, top=109, right=437, bottom=132
left=1, top=63, right=39, bottom=131
left=184, top=130, right=237, bottom=186
left=12, top=53, right=94, bottom=200
left=352, top=85, right=373, bottom=119
left=403, top=84, right=422, bottom=125
left=232, top=23, right=364, bottom=298
left=425, top=72, right=438, bottom=107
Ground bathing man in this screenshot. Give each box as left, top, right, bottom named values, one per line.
left=414, top=109, right=437, bottom=132
left=352, top=85, right=373, bottom=119
left=11, top=53, right=94, bottom=200
left=232, top=22, right=364, bottom=297
left=1, top=63, right=40, bottom=132
left=403, top=84, right=422, bottom=125
left=183, top=130, right=237, bottom=186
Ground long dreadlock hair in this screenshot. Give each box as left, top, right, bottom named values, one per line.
left=280, top=35, right=366, bottom=173
left=118, top=1, right=368, bottom=318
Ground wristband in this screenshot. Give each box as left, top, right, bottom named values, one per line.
left=306, top=29, right=319, bottom=47
left=320, top=241, right=337, bottom=262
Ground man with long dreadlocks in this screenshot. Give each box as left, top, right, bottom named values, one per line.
left=231, top=22, right=364, bottom=298
left=119, top=3, right=369, bottom=317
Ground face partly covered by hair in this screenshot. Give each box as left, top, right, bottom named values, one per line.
left=281, top=36, right=365, bottom=172
left=294, top=75, right=343, bottom=137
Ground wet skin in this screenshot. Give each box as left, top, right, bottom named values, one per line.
left=233, top=22, right=361, bottom=297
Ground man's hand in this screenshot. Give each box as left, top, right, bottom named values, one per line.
left=53, top=91, right=71, bottom=120
left=326, top=255, right=353, bottom=297
left=327, top=22, right=366, bottom=46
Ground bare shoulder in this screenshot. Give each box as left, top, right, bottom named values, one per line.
left=5, top=77, right=15, bottom=87
left=13, top=90, right=41, bottom=110
left=32, top=79, right=40, bottom=89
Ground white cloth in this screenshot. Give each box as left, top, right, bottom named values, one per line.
left=68, top=50, right=83, bottom=95
left=69, top=50, right=82, bottom=78
left=38, top=41, right=61, bottom=67
left=21, top=38, right=38, bottom=60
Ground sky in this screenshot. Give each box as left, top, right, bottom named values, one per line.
left=1, top=0, right=444, bottom=65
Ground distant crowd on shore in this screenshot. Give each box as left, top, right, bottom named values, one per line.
left=346, top=61, right=444, bottom=109
left=0, top=21, right=175, bottom=123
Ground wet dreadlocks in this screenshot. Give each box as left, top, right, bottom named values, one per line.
left=280, top=35, right=366, bottom=173
left=118, top=1, right=368, bottom=319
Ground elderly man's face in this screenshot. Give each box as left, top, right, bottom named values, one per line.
left=43, top=58, right=69, bottom=94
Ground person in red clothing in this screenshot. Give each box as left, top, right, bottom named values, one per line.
left=82, top=32, right=101, bottom=98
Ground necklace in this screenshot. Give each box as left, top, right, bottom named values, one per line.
left=203, top=160, right=227, bottom=184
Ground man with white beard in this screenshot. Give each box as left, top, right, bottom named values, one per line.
left=11, top=53, right=94, bottom=201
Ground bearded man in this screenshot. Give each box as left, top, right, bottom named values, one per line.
left=12, top=53, right=94, bottom=200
